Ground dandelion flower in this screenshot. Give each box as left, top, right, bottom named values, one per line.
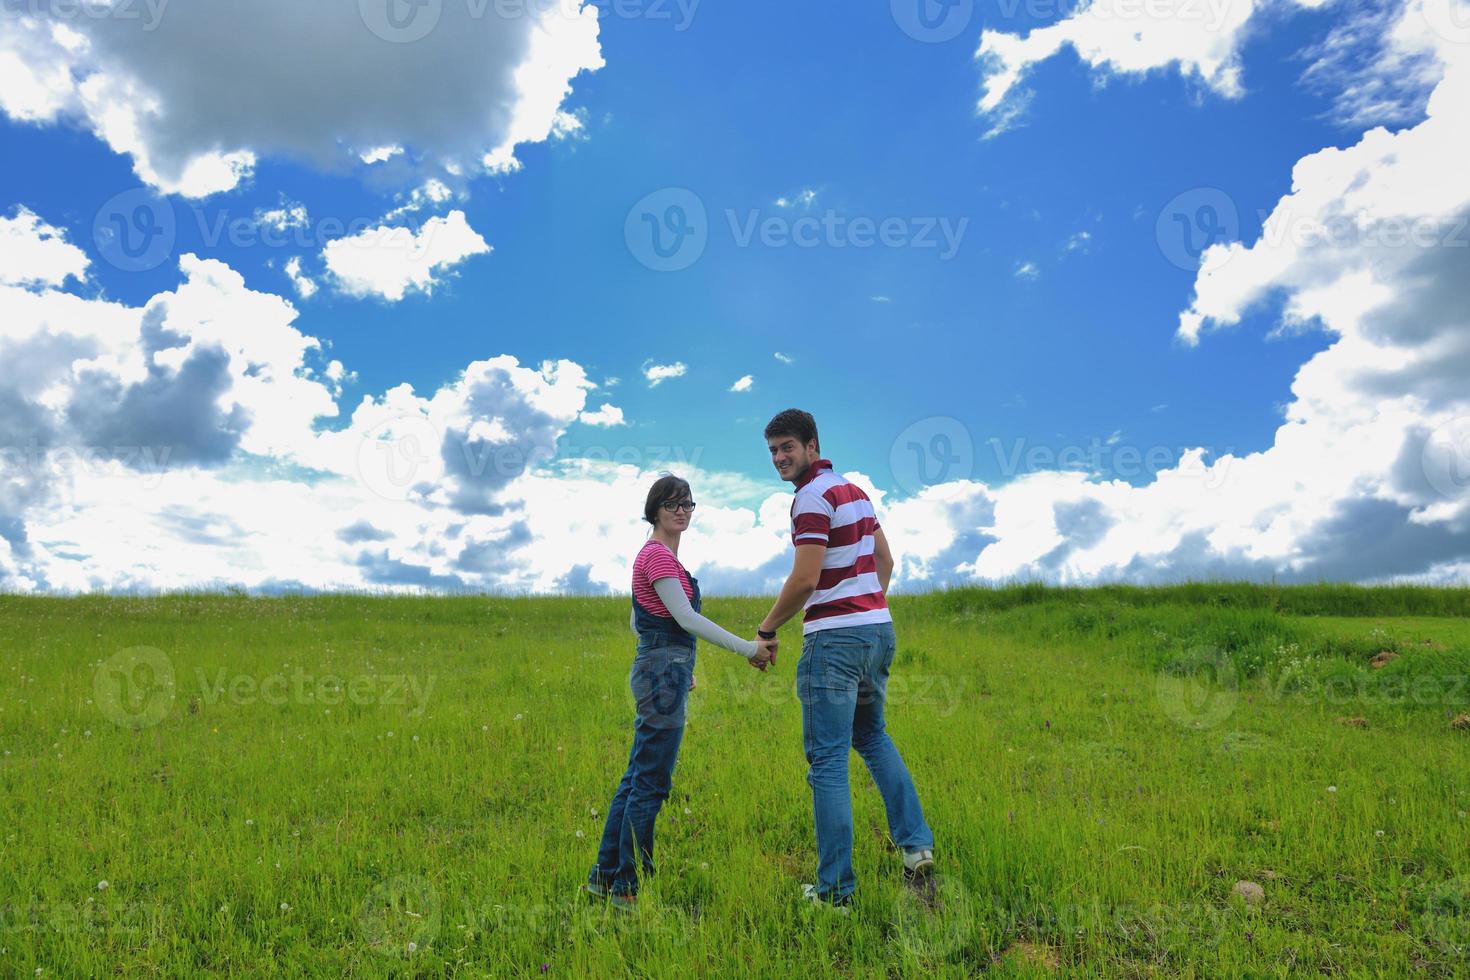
left=97, top=880, right=109, bottom=891
left=280, top=902, right=291, bottom=911
left=1327, top=785, right=1337, bottom=793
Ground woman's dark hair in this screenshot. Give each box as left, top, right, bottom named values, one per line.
left=764, top=408, right=819, bottom=452
left=643, top=474, right=693, bottom=526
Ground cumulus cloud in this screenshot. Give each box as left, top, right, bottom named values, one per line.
left=975, top=0, right=1324, bottom=136
left=0, top=0, right=603, bottom=196
left=284, top=256, right=318, bottom=299
left=643, top=361, right=687, bottom=387
left=579, top=403, right=626, bottom=427
left=881, top=0, right=1470, bottom=587
left=729, top=374, right=755, bottom=393
left=0, top=206, right=89, bottom=288
left=323, top=210, right=491, bottom=301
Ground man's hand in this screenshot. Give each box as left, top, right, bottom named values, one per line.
left=749, top=636, right=777, bottom=670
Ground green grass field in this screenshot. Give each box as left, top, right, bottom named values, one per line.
left=3, top=584, right=1469, bottom=977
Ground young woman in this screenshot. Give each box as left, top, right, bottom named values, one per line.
left=586, top=474, right=773, bottom=910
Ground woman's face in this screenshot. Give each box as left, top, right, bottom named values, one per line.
left=656, top=491, right=696, bottom=534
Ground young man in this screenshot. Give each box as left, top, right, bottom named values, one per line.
left=757, top=408, right=935, bottom=907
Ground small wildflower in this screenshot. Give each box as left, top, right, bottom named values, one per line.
left=1375, top=830, right=1385, bottom=837
left=514, top=714, right=523, bottom=721
left=576, top=830, right=585, bottom=839
left=97, top=880, right=109, bottom=891
left=280, top=902, right=290, bottom=911
left=246, top=819, right=254, bottom=826
left=1327, top=785, right=1337, bottom=793
left=412, top=735, right=419, bottom=742
left=684, top=807, right=691, bottom=815
left=407, top=942, right=418, bottom=954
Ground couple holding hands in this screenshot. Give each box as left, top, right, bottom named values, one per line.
left=587, top=409, right=936, bottom=911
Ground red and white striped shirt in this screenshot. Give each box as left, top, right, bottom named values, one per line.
left=631, top=539, right=693, bottom=617
left=790, top=459, right=891, bottom=634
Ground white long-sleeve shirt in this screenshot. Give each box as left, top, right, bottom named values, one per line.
left=629, top=577, right=759, bottom=658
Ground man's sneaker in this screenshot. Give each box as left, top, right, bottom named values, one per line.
left=902, top=848, right=935, bottom=879
left=609, top=892, right=638, bottom=912
left=800, top=884, right=852, bottom=914
left=585, top=880, right=609, bottom=899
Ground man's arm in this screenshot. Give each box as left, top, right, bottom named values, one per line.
left=873, top=526, right=894, bottom=595
left=759, top=543, right=826, bottom=636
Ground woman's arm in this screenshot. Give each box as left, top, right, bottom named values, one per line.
left=651, top=577, right=758, bottom=658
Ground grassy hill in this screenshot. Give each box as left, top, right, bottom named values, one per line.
left=2, top=584, right=1467, bottom=976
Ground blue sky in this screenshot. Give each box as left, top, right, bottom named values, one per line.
left=1, top=0, right=1467, bottom=592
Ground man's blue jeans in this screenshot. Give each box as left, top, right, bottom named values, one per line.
left=796, top=621, right=934, bottom=900
left=590, top=636, right=694, bottom=896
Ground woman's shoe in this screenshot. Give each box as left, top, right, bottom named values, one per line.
left=609, top=892, right=638, bottom=912
left=902, top=848, right=934, bottom=878
left=800, top=884, right=851, bottom=913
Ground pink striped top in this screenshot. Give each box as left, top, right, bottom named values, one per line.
left=790, top=460, right=891, bottom=634
left=631, top=539, right=694, bottom=617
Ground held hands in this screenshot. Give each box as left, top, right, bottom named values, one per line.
left=749, top=634, right=778, bottom=671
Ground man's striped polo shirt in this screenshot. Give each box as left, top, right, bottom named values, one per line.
left=789, top=458, right=892, bottom=634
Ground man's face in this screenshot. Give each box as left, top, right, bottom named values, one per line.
left=767, top=434, right=820, bottom=483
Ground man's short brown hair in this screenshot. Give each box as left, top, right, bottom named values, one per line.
left=764, top=409, right=819, bottom=452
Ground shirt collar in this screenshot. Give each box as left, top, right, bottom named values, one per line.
left=794, top=458, right=833, bottom=490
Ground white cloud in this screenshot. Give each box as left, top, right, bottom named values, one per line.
left=642, top=361, right=687, bottom=387
left=1014, top=260, right=1040, bottom=280
left=482, top=0, right=604, bottom=174
left=0, top=2, right=603, bottom=196
left=382, top=179, right=456, bottom=222
left=775, top=188, right=818, bottom=209
left=284, top=256, right=317, bottom=299
left=579, top=403, right=626, bottom=427
left=976, top=0, right=1268, bottom=135
left=729, top=374, right=755, bottom=393
left=1299, top=0, right=1447, bottom=129
left=322, top=210, right=491, bottom=302
left=1065, top=230, right=1093, bottom=252
left=255, top=202, right=310, bottom=232
left=0, top=206, right=89, bottom=288
left=773, top=351, right=795, bottom=364
left=359, top=144, right=404, bottom=165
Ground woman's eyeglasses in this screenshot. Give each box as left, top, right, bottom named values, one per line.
left=660, top=500, right=697, bottom=513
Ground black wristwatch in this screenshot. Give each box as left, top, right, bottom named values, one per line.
left=757, top=628, right=777, bottom=640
